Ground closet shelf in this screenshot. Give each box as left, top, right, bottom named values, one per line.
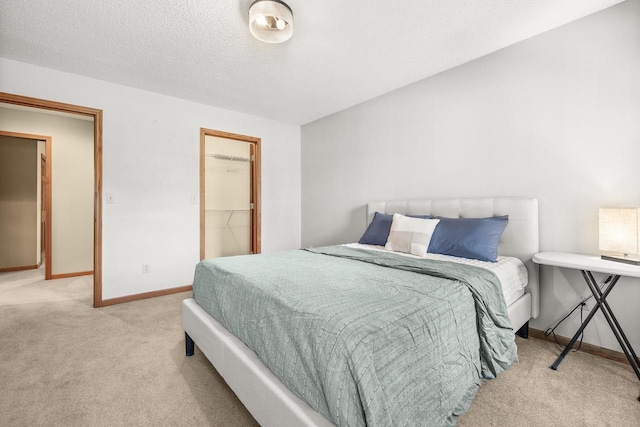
left=205, top=153, right=251, bottom=162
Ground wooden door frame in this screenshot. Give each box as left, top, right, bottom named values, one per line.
left=0, top=92, right=104, bottom=307
left=0, top=130, right=52, bottom=277
left=200, top=128, right=261, bottom=260
left=40, top=153, right=46, bottom=264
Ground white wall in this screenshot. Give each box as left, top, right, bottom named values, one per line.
left=0, top=58, right=301, bottom=300
left=0, top=107, right=94, bottom=275
left=302, top=0, right=640, bottom=353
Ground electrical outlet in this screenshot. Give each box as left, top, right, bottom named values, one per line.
left=142, top=264, right=151, bottom=274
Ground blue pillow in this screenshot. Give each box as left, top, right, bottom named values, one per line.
left=358, top=212, right=432, bottom=246
left=427, top=216, right=509, bottom=262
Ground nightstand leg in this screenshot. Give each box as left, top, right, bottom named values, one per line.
left=584, top=272, right=640, bottom=381
left=550, top=270, right=640, bottom=394
left=550, top=303, right=602, bottom=370
left=550, top=272, right=617, bottom=371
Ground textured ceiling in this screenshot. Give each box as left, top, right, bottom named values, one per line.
left=0, top=0, right=626, bottom=125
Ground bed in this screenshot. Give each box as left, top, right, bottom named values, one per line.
left=182, top=197, right=539, bottom=426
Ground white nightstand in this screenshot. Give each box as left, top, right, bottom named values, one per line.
left=533, top=252, right=640, bottom=401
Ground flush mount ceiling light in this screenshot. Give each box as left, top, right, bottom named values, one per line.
left=249, top=0, right=293, bottom=44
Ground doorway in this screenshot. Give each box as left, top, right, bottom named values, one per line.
left=0, top=132, right=51, bottom=275
left=200, top=128, right=261, bottom=260
left=0, top=92, right=103, bottom=307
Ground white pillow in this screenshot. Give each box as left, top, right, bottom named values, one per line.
left=385, top=214, right=440, bottom=257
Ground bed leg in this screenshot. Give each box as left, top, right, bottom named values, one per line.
left=185, top=332, right=195, bottom=356
left=516, top=321, right=529, bottom=339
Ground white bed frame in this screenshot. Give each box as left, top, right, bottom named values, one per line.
left=182, top=197, right=539, bottom=427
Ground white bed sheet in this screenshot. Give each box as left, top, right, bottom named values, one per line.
left=343, top=243, right=528, bottom=306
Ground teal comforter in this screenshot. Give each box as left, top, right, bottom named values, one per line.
left=192, top=246, right=517, bottom=427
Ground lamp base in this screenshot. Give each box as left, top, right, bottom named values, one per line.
left=601, top=255, right=640, bottom=266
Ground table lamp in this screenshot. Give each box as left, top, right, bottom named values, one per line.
left=599, top=208, right=640, bottom=265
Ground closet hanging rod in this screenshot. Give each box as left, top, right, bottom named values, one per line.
left=205, top=153, right=251, bottom=162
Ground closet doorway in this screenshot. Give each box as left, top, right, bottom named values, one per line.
left=200, top=128, right=261, bottom=260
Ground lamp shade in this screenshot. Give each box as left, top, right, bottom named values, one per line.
left=599, top=208, right=640, bottom=259
left=249, top=0, right=293, bottom=44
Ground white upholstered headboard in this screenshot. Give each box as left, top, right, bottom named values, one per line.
left=367, top=197, right=539, bottom=318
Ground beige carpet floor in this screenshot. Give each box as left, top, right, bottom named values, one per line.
left=1, top=268, right=639, bottom=427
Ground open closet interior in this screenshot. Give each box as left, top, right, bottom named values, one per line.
left=202, top=134, right=254, bottom=259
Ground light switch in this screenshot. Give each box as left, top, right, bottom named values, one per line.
left=190, top=194, right=198, bottom=204
left=106, top=193, right=115, bottom=204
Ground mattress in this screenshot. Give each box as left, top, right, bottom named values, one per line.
left=344, top=243, right=528, bottom=306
